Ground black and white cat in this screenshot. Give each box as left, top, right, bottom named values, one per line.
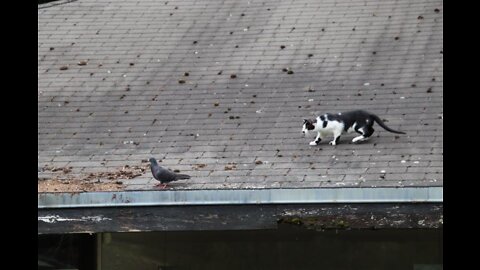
left=302, top=110, right=405, bottom=146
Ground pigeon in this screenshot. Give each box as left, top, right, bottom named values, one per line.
left=149, top=158, right=191, bottom=188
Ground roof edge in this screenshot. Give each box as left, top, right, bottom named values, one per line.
left=38, top=187, right=443, bottom=209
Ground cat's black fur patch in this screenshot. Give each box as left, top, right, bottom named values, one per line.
left=322, top=110, right=405, bottom=134
left=303, top=110, right=405, bottom=146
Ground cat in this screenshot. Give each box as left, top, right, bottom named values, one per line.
left=302, top=110, right=406, bottom=146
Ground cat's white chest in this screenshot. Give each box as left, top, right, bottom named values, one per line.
left=319, top=120, right=344, bottom=133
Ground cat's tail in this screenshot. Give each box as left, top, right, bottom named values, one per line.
left=371, top=114, right=406, bottom=134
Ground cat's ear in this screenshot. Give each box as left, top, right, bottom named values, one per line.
left=303, top=119, right=309, bottom=123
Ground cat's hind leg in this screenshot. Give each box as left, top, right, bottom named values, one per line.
left=309, top=132, right=323, bottom=145
left=352, top=126, right=374, bottom=143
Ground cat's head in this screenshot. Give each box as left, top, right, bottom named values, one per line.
left=302, top=118, right=316, bottom=135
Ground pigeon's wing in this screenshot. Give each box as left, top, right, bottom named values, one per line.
left=155, top=167, right=178, bottom=183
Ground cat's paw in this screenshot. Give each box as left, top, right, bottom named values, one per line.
left=352, top=136, right=366, bottom=143
left=329, top=141, right=336, bottom=146
left=309, top=141, right=318, bottom=146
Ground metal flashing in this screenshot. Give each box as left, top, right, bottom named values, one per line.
left=38, top=187, right=443, bottom=209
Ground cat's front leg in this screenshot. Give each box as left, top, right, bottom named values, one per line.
left=309, top=132, right=322, bottom=145
left=329, top=131, right=341, bottom=146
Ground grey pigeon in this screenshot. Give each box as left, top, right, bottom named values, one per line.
left=149, top=158, right=190, bottom=188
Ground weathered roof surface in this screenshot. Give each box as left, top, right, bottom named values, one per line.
left=38, top=0, right=443, bottom=193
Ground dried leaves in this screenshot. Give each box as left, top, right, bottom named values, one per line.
left=224, top=163, right=237, bottom=170
left=38, top=163, right=149, bottom=192
left=192, top=164, right=207, bottom=170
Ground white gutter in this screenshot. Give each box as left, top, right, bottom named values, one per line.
left=38, top=187, right=443, bottom=209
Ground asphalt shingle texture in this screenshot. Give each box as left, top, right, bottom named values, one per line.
left=38, top=0, right=443, bottom=192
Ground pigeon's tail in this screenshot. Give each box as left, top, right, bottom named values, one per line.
left=175, top=174, right=191, bottom=180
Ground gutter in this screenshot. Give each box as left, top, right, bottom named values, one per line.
left=38, top=187, right=443, bottom=209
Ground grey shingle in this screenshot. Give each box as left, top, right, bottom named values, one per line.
left=38, top=0, right=443, bottom=192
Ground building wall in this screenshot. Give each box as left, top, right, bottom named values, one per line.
left=99, top=228, right=442, bottom=270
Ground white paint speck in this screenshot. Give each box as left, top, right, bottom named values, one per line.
left=308, top=99, right=314, bottom=102
left=400, top=96, right=405, bottom=99
left=380, top=170, right=386, bottom=173
left=38, top=215, right=112, bottom=223
left=401, top=160, right=406, bottom=163
left=107, top=70, right=111, bottom=73
left=256, top=109, right=263, bottom=113
left=413, top=161, right=420, bottom=164
left=364, top=82, right=370, bottom=86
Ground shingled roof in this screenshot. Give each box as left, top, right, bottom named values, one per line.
left=38, top=0, right=443, bottom=195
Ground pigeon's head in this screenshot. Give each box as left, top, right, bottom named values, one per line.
left=149, top=158, right=158, bottom=164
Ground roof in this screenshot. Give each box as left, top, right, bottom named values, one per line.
left=38, top=0, right=443, bottom=198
